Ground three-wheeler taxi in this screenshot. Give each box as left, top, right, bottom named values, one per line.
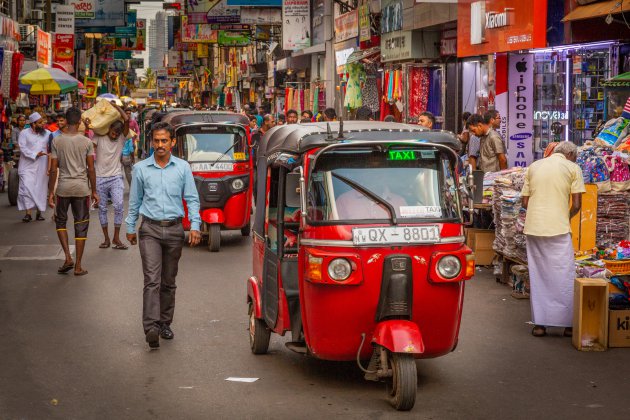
left=247, top=122, right=475, bottom=411
left=159, top=111, right=253, bottom=251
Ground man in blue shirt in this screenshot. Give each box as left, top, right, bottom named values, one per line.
left=121, top=136, right=134, bottom=186
left=125, top=121, right=201, bottom=349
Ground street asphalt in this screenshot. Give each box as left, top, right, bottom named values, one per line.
left=0, top=191, right=628, bottom=420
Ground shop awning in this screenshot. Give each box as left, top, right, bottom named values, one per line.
left=562, top=0, right=630, bottom=22
left=346, top=47, right=381, bottom=65
left=601, top=71, right=630, bottom=87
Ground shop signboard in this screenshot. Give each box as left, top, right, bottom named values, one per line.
left=359, top=4, right=371, bottom=42
left=53, top=34, right=75, bottom=73
left=381, top=30, right=423, bottom=63
left=69, top=0, right=95, bottom=19
left=197, top=43, right=210, bottom=58
left=494, top=54, right=509, bottom=145
left=240, top=8, right=282, bottom=24
left=457, top=0, right=547, bottom=57
left=507, top=53, right=534, bottom=168
left=130, top=59, right=144, bottom=69
left=37, top=29, right=51, bottom=66
left=55, top=5, right=75, bottom=34
left=282, top=0, right=311, bottom=50
left=207, top=0, right=241, bottom=24
left=136, top=19, right=146, bottom=51
left=440, top=27, right=457, bottom=56
left=84, top=77, right=99, bottom=98
left=113, top=50, right=132, bottom=60
left=181, top=16, right=219, bottom=43
left=254, top=26, right=271, bottom=41
left=75, top=0, right=125, bottom=27
left=381, top=0, right=403, bottom=34
left=218, top=31, right=251, bottom=46
left=335, top=10, right=359, bottom=43
left=226, top=0, right=281, bottom=5
left=109, top=60, right=128, bottom=72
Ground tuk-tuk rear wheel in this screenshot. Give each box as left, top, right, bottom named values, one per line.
left=8, top=168, right=19, bottom=206
left=248, top=303, right=270, bottom=354
left=386, top=353, right=417, bottom=411
left=208, top=224, right=221, bottom=252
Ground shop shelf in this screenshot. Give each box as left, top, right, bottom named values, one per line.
left=573, top=278, right=609, bottom=351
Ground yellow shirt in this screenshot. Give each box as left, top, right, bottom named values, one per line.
left=521, top=153, right=586, bottom=237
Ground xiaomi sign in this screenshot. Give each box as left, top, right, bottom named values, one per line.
left=458, top=0, right=547, bottom=57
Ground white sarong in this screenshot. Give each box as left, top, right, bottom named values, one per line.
left=17, top=129, right=49, bottom=212
left=526, top=234, right=575, bottom=327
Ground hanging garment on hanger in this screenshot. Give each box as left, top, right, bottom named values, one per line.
left=299, top=88, right=305, bottom=115
left=1, top=50, right=11, bottom=98
left=313, top=86, right=319, bottom=116
left=387, top=70, right=394, bottom=102
left=427, top=68, right=442, bottom=125
left=361, top=63, right=380, bottom=113
left=344, top=63, right=363, bottom=110
left=285, top=87, right=290, bottom=115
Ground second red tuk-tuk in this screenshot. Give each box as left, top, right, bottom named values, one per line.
left=159, top=111, right=253, bottom=251
left=247, top=122, right=475, bottom=411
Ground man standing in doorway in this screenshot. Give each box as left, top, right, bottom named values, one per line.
left=48, top=108, right=99, bottom=276
left=126, top=122, right=201, bottom=349
left=17, top=113, right=49, bottom=222
left=467, top=113, right=508, bottom=173
left=93, top=104, right=129, bottom=250
left=521, top=142, right=585, bottom=338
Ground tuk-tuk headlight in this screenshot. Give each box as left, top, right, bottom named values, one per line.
left=231, top=178, right=245, bottom=191
left=437, top=256, right=462, bottom=279
left=328, top=258, right=352, bottom=282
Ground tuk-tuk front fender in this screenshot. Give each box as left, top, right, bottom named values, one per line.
left=201, top=208, right=225, bottom=225
left=247, top=276, right=262, bottom=318
left=372, top=320, right=425, bottom=355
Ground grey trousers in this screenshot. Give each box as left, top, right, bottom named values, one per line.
left=139, top=221, right=185, bottom=333
left=122, top=156, right=133, bottom=186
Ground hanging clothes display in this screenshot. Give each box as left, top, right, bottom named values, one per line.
left=426, top=68, right=442, bottom=123
left=343, top=63, right=363, bottom=110
left=361, top=63, right=380, bottom=113
left=408, top=66, right=430, bottom=119
left=0, top=49, right=11, bottom=98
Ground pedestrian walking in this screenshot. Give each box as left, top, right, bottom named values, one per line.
left=125, top=121, right=201, bottom=349
left=521, top=142, right=585, bottom=337
left=17, top=112, right=49, bottom=222
left=48, top=108, right=99, bottom=276
left=121, top=135, right=135, bottom=186
left=92, top=104, right=129, bottom=250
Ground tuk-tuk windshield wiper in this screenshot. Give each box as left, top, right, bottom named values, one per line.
left=210, top=136, right=242, bottom=166
left=331, top=172, right=397, bottom=225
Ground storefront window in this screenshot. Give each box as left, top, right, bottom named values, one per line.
left=572, top=49, right=610, bottom=145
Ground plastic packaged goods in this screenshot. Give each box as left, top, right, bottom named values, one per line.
left=81, top=100, right=122, bottom=136
left=490, top=168, right=528, bottom=263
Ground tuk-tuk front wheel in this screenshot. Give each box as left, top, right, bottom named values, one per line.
left=208, top=224, right=221, bottom=252
left=248, top=303, right=270, bottom=354
left=386, top=353, right=417, bottom=411
left=241, top=222, right=251, bottom=237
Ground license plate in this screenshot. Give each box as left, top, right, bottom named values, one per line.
left=352, top=226, right=440, bottom=245
left=190, top=162, right=234, bottom=172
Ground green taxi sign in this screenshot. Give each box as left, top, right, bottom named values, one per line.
left=388, top=150, right=416, bottom=161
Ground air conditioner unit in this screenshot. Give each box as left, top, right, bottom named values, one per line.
left=31, top=10, right=45, bottom=21
left=19, top=25, right=37, bottom=43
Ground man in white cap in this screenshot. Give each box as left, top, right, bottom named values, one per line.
left=17, top=112, right=50, bottom=222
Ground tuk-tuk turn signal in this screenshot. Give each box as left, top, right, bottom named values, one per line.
left=306, top=254, right=323, bottom=282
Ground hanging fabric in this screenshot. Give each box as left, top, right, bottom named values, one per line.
left=313, top=85, right=319, bottom=116
left=1, top=50, right=12, bottom=98
left=361, top=63, right=379, bottom=113
left=344, top=63, right=363, bottom=110
left=408, top=66, right=430, bottom=118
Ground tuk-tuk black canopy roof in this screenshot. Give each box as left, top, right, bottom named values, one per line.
left=159, top=111, right=249, bottom=128
left=260, top=122, right=461, bottom=158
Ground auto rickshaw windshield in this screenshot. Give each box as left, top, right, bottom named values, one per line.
left=307, top=147, right=461, bottom=223
left=180, top=126, right=248, bottom=163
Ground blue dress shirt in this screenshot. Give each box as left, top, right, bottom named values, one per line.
left=125, top=154, right=201, bottom=234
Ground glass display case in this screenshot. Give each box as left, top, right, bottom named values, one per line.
left=602, top=72, right=630, bottom=121
left=572, top=49, right=610, bottom=145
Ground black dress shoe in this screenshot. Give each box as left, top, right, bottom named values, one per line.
left=146, top=327, right=160, bottom=348
left=160, top=324, right=174, bottom=340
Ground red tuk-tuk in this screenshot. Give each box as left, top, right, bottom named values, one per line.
left=247, top=122, right=475, bottom=410
left=160, top=111, right=253, bottom=251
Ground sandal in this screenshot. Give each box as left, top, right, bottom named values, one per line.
left=74, top=269, right=88, bottom=276
left=112, top=243, right=128, bottom=250
left=532, top=326, right=547, bottom=337
left=36, top=213, right=45, bottom=221
left=57, top=262, right=75, bottom=274
left=99, top=242, right=111, bottom=249
left=22, top=214, right=32, bottom=223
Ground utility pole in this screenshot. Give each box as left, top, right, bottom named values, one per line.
left=45, top=0, right=52, bottom=32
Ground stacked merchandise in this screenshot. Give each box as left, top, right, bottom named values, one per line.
left=596, top=192, right=630, bottom=247
left=481, top=171, right=503, bottom=204
left=491, top=168, right=527, bottom=263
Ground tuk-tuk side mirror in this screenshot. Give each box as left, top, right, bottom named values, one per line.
left=285, top=172, right=301, bottom=209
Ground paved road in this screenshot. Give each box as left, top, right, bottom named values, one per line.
left=0, top=193, right=628, bottom=419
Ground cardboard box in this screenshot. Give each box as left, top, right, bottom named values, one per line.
left=466, top=228, right=495, bottom=266
left=608, top=309, right=630, bottom=348
left=573, top=278, right=608, bottom=351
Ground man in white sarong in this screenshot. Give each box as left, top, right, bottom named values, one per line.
left=521, top=142, right=586, bottom=338
left=17, top=112, right=50, bottom=222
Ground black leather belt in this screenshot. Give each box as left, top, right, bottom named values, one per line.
left=143, top=217, right=182, bottom=227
